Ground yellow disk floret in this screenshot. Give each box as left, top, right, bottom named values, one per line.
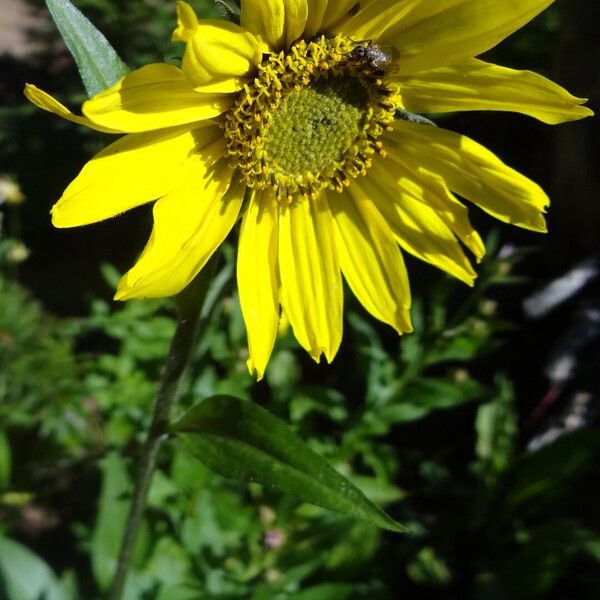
left=223, top=35, right=400, bottom=203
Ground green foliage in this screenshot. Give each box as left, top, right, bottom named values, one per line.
left=173, top=395, right=404, bottom=533
left=0, top=432, right=11, bottom=491
left=406, top=547, right=452, bottom=588
left=1, top=236, right=598, bottom=598
left=45, top=0, right=129, bottom=97
left=474, top=375, right=518, bottom=486
left=90, top=452, right=149, bottom=591
left=0, top=535, right=76, bottom=600
left=0, top=275, right=82, bottom=447
left=214, top=0, right=241, bottom=23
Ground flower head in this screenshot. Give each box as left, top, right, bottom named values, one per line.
left=26, top=0, right=592, bottom=378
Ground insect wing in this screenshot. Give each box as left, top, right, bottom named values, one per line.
left=380, top=45, right=400, bottom=74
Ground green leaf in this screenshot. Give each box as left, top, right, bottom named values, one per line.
left=324, top=521, right=381, bottom=571
left=495, top=519, right=599, bottom=598
left=145, top=537, right=194, bottom=589
left=0, top=431, right=11, bottom=489
left=214, top=0, right=241, bottom=23
left=346, top=474, right=405, bottom=505
left=0, top=535, right=69, bottom=600
left=90, top=452, right=149, bottom=591
left=155, top=584, right=205, bottom=600
left=287, top=583, right=356, bottom=600
left=473, top=376, right=517, bottom=485
left=171, top=395, right=405, bottom=533
left=378, top=377, right=486, bottom=424
left=406, top=547, right=452, bottom=587
left=45, top=0, right=128, bottom=97
left=491, top=429, right=600, bottom=521
left=90, top=452, right=130, bottom=590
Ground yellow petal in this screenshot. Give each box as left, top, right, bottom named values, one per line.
left=82, top=64, right=232, bottom=132
left=304, top=0, right=328, bottom=38
left=329, top=189, right=413, bottom=333
left=364, top=161, right=478, bottom=286
left=180, top=20, right=267, bottom=93
left=23, top=84, right=122, bottom=133
left=396, top=58, right=593, bottom=124
left=172, top=1, right=199, bottom=42
left=284, top=0, right=309, bottom=48
left=345, top=0, right=554, bottom=75
left=237, top=190, right=280, bottom=380
left=52, top=124, right=221, bottom=227
left=379, top=139, right=486, bottom=262
left=241, top=0, right=285, bottom=50
left=278, top=195, right=343, bottom=363
left=387, top=121, right=549, bottom=231
left=116, top=154, right=242, bottom=299
left=336, top=0, right=421, bottom=40
left=321, top=0, right=360, bottom=32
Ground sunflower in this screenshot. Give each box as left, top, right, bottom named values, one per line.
left=26, top=0, right=592, bottom=378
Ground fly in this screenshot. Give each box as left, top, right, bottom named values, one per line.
left=349, top=41, right=399, bottom=71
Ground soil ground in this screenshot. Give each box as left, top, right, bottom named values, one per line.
left=0, top=0, right=45, bottom=58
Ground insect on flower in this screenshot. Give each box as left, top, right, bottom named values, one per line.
left=349, top=40, right=400, bottom=73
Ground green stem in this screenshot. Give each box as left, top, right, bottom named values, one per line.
left=108, top=258, right=217, bottom=600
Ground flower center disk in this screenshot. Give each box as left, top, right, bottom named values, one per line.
left=224, top=35, right=399, bottom=203
left=264, top=77, right=367, bottom=182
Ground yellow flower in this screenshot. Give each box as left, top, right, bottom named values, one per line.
left=25, top=0, right=592, bottom=379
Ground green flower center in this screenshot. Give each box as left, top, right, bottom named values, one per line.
left=263, top=77, right=368, bottom=181
left=223, top=35, right=399, bottom=203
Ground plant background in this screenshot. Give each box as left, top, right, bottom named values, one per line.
left=0, top=1, right=599, bottom=598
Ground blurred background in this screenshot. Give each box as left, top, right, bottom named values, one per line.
left=0, top=1, right=599, bottom=598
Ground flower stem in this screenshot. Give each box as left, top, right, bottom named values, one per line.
left=108, top=258, right=217, bottom=600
